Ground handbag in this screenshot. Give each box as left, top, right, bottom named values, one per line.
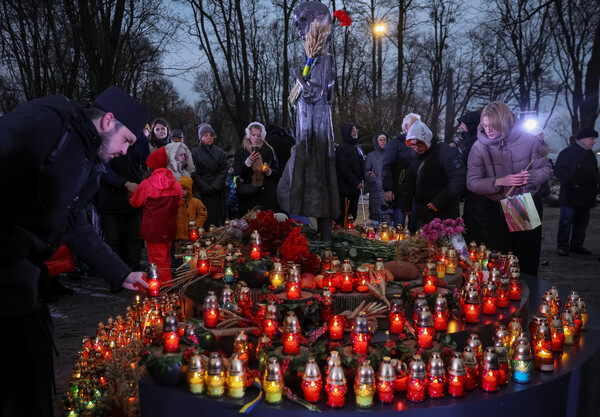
left=500, top=192, right=541, bottom=232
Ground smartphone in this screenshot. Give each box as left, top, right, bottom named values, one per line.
left=251, top=146, right=258, bottom=153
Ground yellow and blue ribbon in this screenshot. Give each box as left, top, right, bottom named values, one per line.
left=239, top=378, right=263, bottom=413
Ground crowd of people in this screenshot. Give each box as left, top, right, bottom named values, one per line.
left=1, top=83, right=598, bottom=415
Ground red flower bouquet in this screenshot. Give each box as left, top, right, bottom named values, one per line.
left=333, top=9, right=352, bottom=27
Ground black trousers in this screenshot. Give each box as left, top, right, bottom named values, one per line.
left=463, top=190, right=488, bottom=245
left=0, top=306, right=54, bottom=417
left=484, top=195, right=543, bottom=276
left=100, top=211, right=142, bottom=270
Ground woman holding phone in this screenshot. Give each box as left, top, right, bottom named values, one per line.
left=233, top=122, right=279, bottom=216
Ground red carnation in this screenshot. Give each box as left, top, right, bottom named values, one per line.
left=333, top=9, right=352, bottom=27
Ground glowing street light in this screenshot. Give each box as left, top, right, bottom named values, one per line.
left=374, top=23, right=385, bottom=100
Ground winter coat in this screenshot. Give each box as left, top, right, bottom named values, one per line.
left=290, top=54, right=339, bottom=219
left=402, top=140, right=466, bottom=225
left=0, top=95, right=133, bottom=318
left=96, top=133, right=149, bottom=214
left=336, top=123, right=365, bottom=196
left=165, top=142, right=195, bottom=181
left=149, top=136, right=171, bottom=154
left=190, top=142, right=229, bottom=228
left=233, top=141, right=279, bottom=216
left=130, top=168, right=182, bottom=243
left=381, top=133, right=419, bottom=197
left=467, top=122, right=551, bottom=201
left=554, top=142, right=599, bottom=207
left=365, top=134, right=393, bottom=218
left=175, top=197, right=208, bottom=240
left=265, top=124, right=295, bottom=178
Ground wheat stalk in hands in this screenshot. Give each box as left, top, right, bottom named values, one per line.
left=505, top=140, right=549, bottom=198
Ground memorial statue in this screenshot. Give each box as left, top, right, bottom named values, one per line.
left=289, top=1, right=339, bottom=242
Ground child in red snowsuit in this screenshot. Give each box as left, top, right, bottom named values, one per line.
left=130, top=147, right=182, bottom=285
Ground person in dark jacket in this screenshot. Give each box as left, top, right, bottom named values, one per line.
left=554, top=127, right=599, bottom=256
left=336, top=123, right=365, bottom=225
left=401, top=121, right=466, bottom=226
left=382, top=113, right=420, bottom=230
left=0, top=86, right=149, bottom=416
left=457, top=110, right=487, bottom=244
left=233, top=121, right=280, bottom=216
left=97, top=132, right=149, bottom=276
left=365, top=132, right=393, bottom=226
left=191, top=124, right=229, bottom=228
left=265, top=124, right=295, bottom=178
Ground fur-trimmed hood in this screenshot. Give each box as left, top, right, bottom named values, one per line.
left=165, top=142, right=195, bottom=181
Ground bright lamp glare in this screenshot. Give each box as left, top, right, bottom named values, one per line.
left=374, top=24, right=385, bottom=34
left=524, top=119, right=538, bottom=132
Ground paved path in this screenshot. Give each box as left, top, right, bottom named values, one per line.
left=49, top=205, right=600, bottom=415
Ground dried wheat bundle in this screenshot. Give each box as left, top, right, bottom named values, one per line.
left=216, top=308, right=248, bottom=329
left=366, top=271, right=391, bottom=308
left=505, top=140, right=550, bottom=197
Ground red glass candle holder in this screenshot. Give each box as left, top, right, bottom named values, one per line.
left=447, top=374, right=467, bottom=397
left=394, top=374, right=408, bottom=392
left=286, top=281, right=301, bottom=300
left=302, top=379, right=322, bottom=403
left=422, top=276, right=437, bottom=295
left=482, top=296, right=498, bottom=315
left=406, top=377, right=427, bottom=402
left=551, top=329, right=565, bottom=352
left=389, top=311, right=406, bottom=334
left=340, top=273, right=354, bottom=292
left=283, top=331, right=299, bottom=355
left=147, top=278, right=160, bottom=297
left=262, top=319, right=278, bottom=337
left=427, top=375, right=445, bottom=399
left=250, top=244, right=261, bottom=260
left=162, top=331, right=180, bottom=353
left=497, top=288, right=509, bottom=308
left=480, top=369, right=500, bottom=392
left=323, top=271, right=337, bottom=293
left=351, top=331, right=370, bottom=355
left=188, top=228, right=199, bottom=241
left=509, top=281, right=522, bottom=301
left=198, top=259, right=211, bottom=275
left=498, top=363, right=509, bottom=385
left=203, top=308, right=219, bottom=328
left=465, top=366, right=478, bottom=391
left=328, top=315, right=345, bottom=340
left=325, top=383, right=347, bottom=408
left=462, top=303, right=480, bottom=324
left=355, top=268, right=369, bottom=292
left=377, top=380, right=394, bottom=403
left=416, top=325, right=434, bottom=349
left=433, top=310, right=449, bottom=331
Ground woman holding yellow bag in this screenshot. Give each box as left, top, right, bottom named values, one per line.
left=466, top=102, right=551, bottom=276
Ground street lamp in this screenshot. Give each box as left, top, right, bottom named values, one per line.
left=374, top=23, right=385, bottom=100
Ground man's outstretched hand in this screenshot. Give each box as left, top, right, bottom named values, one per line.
left=122, top=272, right=149, bottom=291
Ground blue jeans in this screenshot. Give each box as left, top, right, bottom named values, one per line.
left=557, top=206, right=590, bottom=250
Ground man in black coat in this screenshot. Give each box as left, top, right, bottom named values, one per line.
left=0, top=86, right=149, bottom=416
left=401, top=121, right=466, bottom=226
left=554, top=127, right=599, bottom=256
left=335, top=123, right=365, bottom=225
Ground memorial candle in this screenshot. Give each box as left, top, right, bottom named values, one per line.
left=550, top=315, right=565, bottom=352
left=197, top=249, right=211, bottom=275
left=249, top=230, right=262, bottom=259
left=269, top=260, right=284, bottom=287
left=325, top=364, right=347, bottom=408
left=510, top=339, right=533, bottom=384
left=351, top=312, right=371, bottom=355
left=497, top=276, right=510, bottom=308
left=509, top=271, right=522, bottom=300
left=188, top=220, right=199, bottom=241
left=161, top=311, right=180, bottom=353
left=377, top=357, right=395, bottom=403
left=495, top=341, right=509, bottom=385
left=433, top=295, right=449, bottom=331
left=373, top=258, right=387, bottom=284
left=392, top=359, right=408, bottom=392
left=202, top=292, right=219, bottom=328
left=479, top=348, right=500, bottom=392
left=561, top=311, right=575, bottom=345
left=388, top=296, right=405, bottom=334
left=415, top=307, right=434, bottom=349
left=147, top=264, right=161, bottom=297
left=263, top=358, right=284, bottom=404
left=462, top=289, right=480, bottom=323
left=447, top=352, right=467, bottom=397
left=328, top=315, right=345, bottom=340
left=282, top=312, right=300, bottom=355
left=463, top=346, right=479, bottom=391
left=569, top=305, right=583, bottom=336
left=427, top=353, right=446, bottom=399
left=320, top=290, right=334, bottom=323
left=206, top=353, right=225, bottom=398
left=445, top=248, right=458, bottom=274
left=406, top=355, right=427, bottom=402
left=285, top=267, right=301, bottom=300
left=533, top=322, right=554, bottom=372
left=355, top=360, right=375, bottom=408
left=355, top=267, right=369, bottom=292
left=323, top=270, right=337, bottom=293
left=302, top=357, right=322, bottom=403
left=482, top=282, right=498, bottom=315
left=340, top=259, right=354, bottom=292
left=233, top=331, right=249, bottom=365
left=576, top=298, right=588, bottom=330
left=436, top=261, right=446, bottom=279
left=227, top=354, right=246, bottom=399
left=262, top=301, right=278, bottom=337
left=186, top=353, right=204, bottom=394
left=468, top=241, right=477, bottom=262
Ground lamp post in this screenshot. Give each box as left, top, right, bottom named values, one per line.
left=374, top=23, right=385, bottom=100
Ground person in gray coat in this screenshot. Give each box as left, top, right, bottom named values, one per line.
left=365, top=132, right=393, bottom=226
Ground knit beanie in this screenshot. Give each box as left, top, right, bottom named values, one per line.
left=576, top=127, right=599, bottom=140
left=178, top=176, right=193, bottom=192
left=92, top=86, right=149, bottom=137
left=198, top=124, right=214, bottom=139
left=146, top=147, right=168, bottom=170
left=406, top=121, right=433, bottom=148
